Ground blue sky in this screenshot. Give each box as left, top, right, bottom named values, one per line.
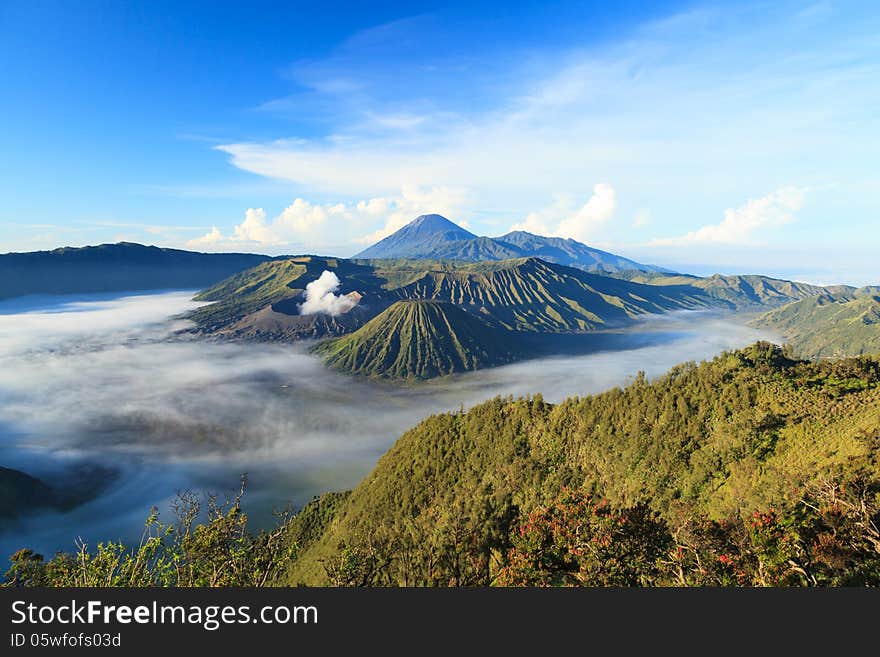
left=1, top=0, right=878, bottom=284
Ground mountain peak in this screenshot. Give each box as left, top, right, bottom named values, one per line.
left=353, top=214, right=476, bottom=259
left=395, top=213, right=475, bottom=239
left=409, top=213, right=459, bottom=228
left=355, top=215, right=664, bottom=274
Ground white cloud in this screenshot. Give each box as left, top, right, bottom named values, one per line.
left=509, top=184, right=617, bottom=242
left=650, top=187, right=807, bottom=246
left=186, top=226, right=224, bottom=248
left=214, top=18, right=879, bottom=199
left=298, top=270, right=357, bottom=316
left=555, top=183, right=617, bottom=242
left=186, top=208, right=280, bottom=251
left=185, top=185, right=468, bottom=253
left=508, top=210, right=552, bottom=236
left=275, top=198, right=346, bottom=235
left=231, top=208, right=280, bottom=245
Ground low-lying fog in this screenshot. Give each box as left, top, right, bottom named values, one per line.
left=0, top=290, right=775, bottom=559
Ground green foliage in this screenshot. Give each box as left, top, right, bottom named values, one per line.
left=494, top=488, right=671, bottom=586
left=283, top=491, right=350, bottom=557
left=287, top=344, right=880, bottom=586
left=669, top=473, right=880, bottom=586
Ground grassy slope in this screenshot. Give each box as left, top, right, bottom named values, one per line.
left=752, top=290, right=880, bottom=358
left=614, top=271, right=829, bottom=309
left=189, top=255, right=836, bottom=341
left=389, top=258, right=712, bottom=331
left=286, top=343, right=880, bottom=584
left=313, top=300, right=522, bottom=380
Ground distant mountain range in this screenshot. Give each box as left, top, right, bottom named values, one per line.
left=354, top=213, right=666, bottom=273
left=0, top=242, right=270, bottom=300
left=616, top=270, right=830, bottom=310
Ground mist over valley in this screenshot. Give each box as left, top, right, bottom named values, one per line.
left=0, top=290, right=773, bottom=558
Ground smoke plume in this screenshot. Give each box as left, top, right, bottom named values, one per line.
left=298, top=271, right=356, bottom=316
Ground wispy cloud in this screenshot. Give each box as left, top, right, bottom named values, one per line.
left=218, top=6, right=879, bottom=198
left=211, top=2, right=880, bottom=263
left=650, top=187, right=807, bottom=246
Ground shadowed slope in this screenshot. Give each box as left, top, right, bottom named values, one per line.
left=0, top=242, right=269, bottom=300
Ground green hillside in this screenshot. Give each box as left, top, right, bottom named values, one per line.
left=285, top=343, right=880, bottom=586
left=314, top=300, right=521, bottom=380
left=614, top=271, right=829, bottom=309
left=752, top=289, right=880, bottom=359
left=189, top=256, right=715, bottom=340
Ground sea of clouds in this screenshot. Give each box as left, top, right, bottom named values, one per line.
left=0, top=290, right=774, bottom=558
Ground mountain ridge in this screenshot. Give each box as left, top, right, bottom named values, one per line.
left=188, top=255, right=717, bottom=345
left=0, top=242, right=271, bottom=300
left=614, top=270, right=829, bottom=309
left=354, top=214, right=663, bottom=273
